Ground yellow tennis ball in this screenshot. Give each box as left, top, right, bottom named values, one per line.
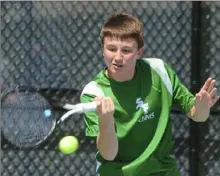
left=58, top=136, right=79, bottom=154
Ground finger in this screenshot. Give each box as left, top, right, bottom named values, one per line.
left=201, top=78, right=212, bottom=91
left=207, top=80, right=216, bottom=93
left=95, top=98, right=106, bottom=111
left=211, top=96, right=220, bottom=107
left=195, top=93, right=202, bottom=101
left=107, top=97, right=114, bottom=111
left=95, top=100, right=101, bottom=106
left=210, top=88, right=217, bottom=98
left=103, top=97, right=109, bottom=112
left=201, top=90, right=211, bottom=101
left=104, top=97, right=114, bottom=113
left=97, top=98, right=105, bottom=114
left=93, top=96, right=103, bottom=101
left=109, top=97, right=115, bottom=112
left=93, top=97, right=103, bottom=106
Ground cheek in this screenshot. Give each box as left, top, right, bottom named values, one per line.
left=103, top=52, right=112, bottom=64
left=103, top=49, right=108, bottom=57
left=125, top=54, right=138, bottom=63
left=103, top=51, right=113, bottom=60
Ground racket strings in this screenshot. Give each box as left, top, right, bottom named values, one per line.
left=2, top=92, right=54, bottom=148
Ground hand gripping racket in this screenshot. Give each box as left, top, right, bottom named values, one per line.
left=1, top=86, right=97, bottom=149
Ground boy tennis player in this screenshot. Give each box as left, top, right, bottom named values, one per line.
left=80, top=13, right=219, bottom=176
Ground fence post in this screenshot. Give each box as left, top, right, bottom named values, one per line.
left=190, top=2, right=202, bottom=176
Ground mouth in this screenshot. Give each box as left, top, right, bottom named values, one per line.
left=112, top=63, right=123, bottom=68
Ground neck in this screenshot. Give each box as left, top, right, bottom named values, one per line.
left=106, top=69, right=135, bottom=82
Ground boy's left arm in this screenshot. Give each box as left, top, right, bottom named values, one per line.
left=163, top=61, right=219, bottom=120
left=187, top=78, right=219, bottom=122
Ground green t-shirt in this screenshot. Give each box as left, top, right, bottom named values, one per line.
left=80, top=58, right=194, bottom=176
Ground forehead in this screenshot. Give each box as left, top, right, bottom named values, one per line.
left=104, top=37, right=138, bottom=47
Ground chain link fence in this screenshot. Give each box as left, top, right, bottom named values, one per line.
left=1, top=1, right=219, bottom=176
left=199, top=2, right=220, bottom=176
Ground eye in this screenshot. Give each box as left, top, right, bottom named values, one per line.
left=108, top=48, right=116, bottom=52
left=122, top=49, right=131, bottom=54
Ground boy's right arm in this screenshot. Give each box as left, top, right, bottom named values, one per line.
left=94, top=96, right=118, bottom=161
left=80, top=93, right=118, bottom=161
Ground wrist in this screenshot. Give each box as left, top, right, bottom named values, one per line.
left=193, top=112, right=209, bottom=122
left=99, top=116, right=115, bottom=132
left=190, top=106, right=209, bottom=122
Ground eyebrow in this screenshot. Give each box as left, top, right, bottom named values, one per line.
left=106, top=44, right=133, bottom=48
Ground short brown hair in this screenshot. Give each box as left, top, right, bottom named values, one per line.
left=100, top=12, right=144, bottom=49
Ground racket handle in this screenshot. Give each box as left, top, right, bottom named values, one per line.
left=58, top=102, right=97, bottom=124
left=63, top=102, right=97, bottom=111
left=75, top=102, right=97, bottom=113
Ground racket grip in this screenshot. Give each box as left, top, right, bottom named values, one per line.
left=58, top=102, right=97, bottom=124
left=75, top=102, right=97, bottom=113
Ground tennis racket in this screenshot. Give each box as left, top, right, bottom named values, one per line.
left=1, top=86, right=97, bottom=149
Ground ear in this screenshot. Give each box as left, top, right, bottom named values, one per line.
left=102, top=50, right=105, bottom=57
left=138, top=47, right=144, bottom=56
left=102, top=46, right=105, bottom=57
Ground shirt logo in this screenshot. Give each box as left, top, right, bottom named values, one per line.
left=136, top=98, right=154, bottom=123
left=136, top=98, right=149, bottom=114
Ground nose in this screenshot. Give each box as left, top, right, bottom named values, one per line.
left=114, top=51, right=123, bottom=62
